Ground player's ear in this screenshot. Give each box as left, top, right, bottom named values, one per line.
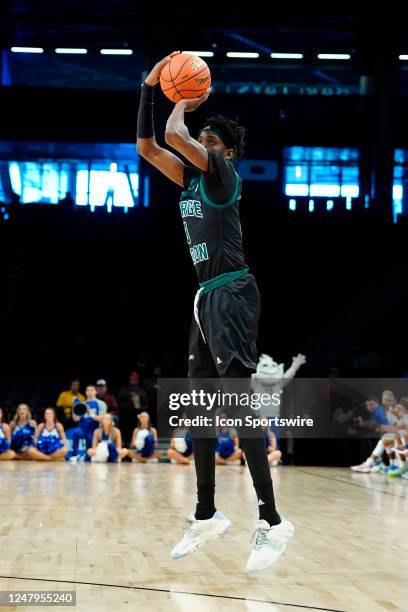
left=224, top=148, right=235, bottom=160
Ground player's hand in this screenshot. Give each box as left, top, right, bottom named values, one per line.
left=178, top=88, right=211, bottom=112
left=144, top=51, right=180, bottom=86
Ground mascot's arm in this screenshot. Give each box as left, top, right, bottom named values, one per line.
left=283, top=354, right=306, bottom=382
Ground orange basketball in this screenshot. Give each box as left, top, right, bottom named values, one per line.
left=160, top=52, right=211, bottom=103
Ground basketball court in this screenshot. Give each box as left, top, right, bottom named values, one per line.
left=1, top=462, right=406, bottom=611
left=2, top=5, right=408, bottom=612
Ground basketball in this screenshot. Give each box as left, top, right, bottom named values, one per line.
left=160, top=52, right=211, bottom=103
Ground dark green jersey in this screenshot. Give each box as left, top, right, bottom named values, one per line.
left=179, top=150, right=247, bottom=283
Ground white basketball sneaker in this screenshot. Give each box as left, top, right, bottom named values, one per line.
left=246, top=518, right=295, bottom=574
left=171, top=511, right=232, bottom=559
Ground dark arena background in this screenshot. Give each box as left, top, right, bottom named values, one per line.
left=0, top=5, right=407, bottom=612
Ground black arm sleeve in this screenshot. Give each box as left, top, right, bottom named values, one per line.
left=136, top=83, right=155, bottom=139
left=201, top=150, right=237, bottom=205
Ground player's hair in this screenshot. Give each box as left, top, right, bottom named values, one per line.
left=201, top=115, right=246, bottom=161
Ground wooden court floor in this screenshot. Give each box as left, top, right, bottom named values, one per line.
left=0, top=461, right=407, bottom=612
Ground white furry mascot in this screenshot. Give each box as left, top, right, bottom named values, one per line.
left=251, top=353, right=306, bottom=417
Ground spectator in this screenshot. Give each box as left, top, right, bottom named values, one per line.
left=95, top=379, right=118, bottom=415
left=0, top=407, right=16, bottom=460
left=382, top=390, right=397, bottom=413
left=10, top=403, right=50, bottom=460
left=56, top=379, right=85, bottom=423
left=127, top=411, right=162, bottom=463
left=34, top=408, right=67, bottom=461
left=118, top=372, right=148, bottom=445
left=358, top=396, right=389, bottom=433
left=87, top=413, right=127, bottom=462
left=66, top=385, right=107, bottom=462
left=215, top=411, right=243, bottom=465
left=348, top=395, right=389, bottom=468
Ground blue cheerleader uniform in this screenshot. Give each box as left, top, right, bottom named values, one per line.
left=0, top=424, right=11, bottom=454
left=265, top=428, right=280, bottom=450
left=135, top=428, right=155, bottom=458
left=11, top=422, right=35, bottom=452
left=183, top=431, right=193, bottom=457
left=37, top=425, right=64, bottom=455
left=216, top=429, right=235, bottom=459
left=98, top=430, right=119, bottom=462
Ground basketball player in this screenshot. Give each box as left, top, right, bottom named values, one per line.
left=136, top=51, right=294, bottom=573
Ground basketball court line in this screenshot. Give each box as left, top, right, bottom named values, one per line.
left=0, top=575, right=347, bottom=612
left=296, top=469, right=407, bottom=498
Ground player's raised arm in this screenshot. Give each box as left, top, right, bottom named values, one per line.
left=165, top=90, right=211, bottom=171
left=136, top=52, right=187, bottom=187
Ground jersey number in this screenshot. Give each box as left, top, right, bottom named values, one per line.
left=183, top=221, right=191, bottom=245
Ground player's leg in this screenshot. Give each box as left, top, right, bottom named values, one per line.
left=171, top=317, right=231, bottom=559
left=187, top=318, right=219, bottom=520
left=223, top=358, right=294, bottom=573
left=223, top=359, right=281, bottom=524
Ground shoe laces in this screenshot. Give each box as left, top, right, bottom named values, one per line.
left=250, top=526, right=270, bottom=550
left=183, top=517, right=200, bottom=536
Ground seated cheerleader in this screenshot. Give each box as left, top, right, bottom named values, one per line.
left=263, top=424, right=282, bottom=466
left=168, top=419, right=194, bottom=465
left=10, top=403, right=50, bottom=460
left=34, top=408, right=68, bottom=461
left=127, top=411, right=162, bottom=463
left=215, top=411, right=243, bottom=465
left=87, top=413, right=128, bottom=463
left=0, top=407, right=16, bottom=460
